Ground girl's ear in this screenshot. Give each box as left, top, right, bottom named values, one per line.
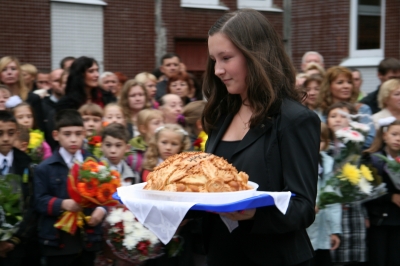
left=195, top=119, right=203, bottom=132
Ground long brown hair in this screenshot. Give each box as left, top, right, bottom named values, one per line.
left=317, top=66, right=358, bottom=115
left=364, top=120, right=400, bottom=154
left=118, top=79, right=150, bottom=123
left=202, top=9, right=298, bottom=133
left=0, top=56, right=29, bottom=101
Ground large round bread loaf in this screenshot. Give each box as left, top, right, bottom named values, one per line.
left=144, top=152, right=251, bottom=192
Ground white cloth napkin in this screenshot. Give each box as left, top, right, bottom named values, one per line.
left=117, top=186, right=291, bottom=244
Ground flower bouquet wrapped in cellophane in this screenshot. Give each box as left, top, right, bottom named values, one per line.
left=54, top=157, right=120, bottom=235
left=373, top=154, right=400, bottom=190
left=0, top=174, right=23, bottom=241
left=103, top=206, right=164, bottom=264
left=319, top=122, right=387, bottom=208
left=28, top=129, right=45, bottom=164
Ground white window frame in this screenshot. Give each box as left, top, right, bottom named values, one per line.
left=180, top=0, right=229, bottom=10
left=51, top=0, right=106, bottom=5
left=349, top=0, right=385, bottom=58
left=237, top=0, right=282, bottom=12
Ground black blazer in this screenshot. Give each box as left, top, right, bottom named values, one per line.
left=27, top=91, right=45, bottom=131
left=203, top=99, right=320, bottom=265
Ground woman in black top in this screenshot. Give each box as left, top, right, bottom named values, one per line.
left=56, top=56, right=115, bottom=111
left=201, top=9, right=320, bottom=265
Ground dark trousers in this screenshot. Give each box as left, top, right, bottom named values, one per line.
left=311, top=249, right=332, bottom=266
left=46, top=250, right=96, bottom=266
left=368, top=225, right=400, bottom=266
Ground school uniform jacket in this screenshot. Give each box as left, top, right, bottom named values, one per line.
left=203, top=98, right=320, bottom=265
left=34, top=150, right=103, bottom=251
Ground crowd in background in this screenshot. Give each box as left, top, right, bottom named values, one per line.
left=0, top=50, right=399, bottom=266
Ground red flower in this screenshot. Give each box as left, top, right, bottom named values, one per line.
left=88, top=136, right=102, bottom=145
left=193, top=138, right=202, bottom=148
left=396, top=157, right=400, bottom=164
left=136, top=241, right=150, bottom=256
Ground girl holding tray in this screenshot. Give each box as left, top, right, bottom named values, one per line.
left=201, top=9, right=320, bottom=266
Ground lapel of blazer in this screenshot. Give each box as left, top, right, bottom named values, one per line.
left=231, top=117, right=273, bottom=157
left=206, top=114, right=234, bottom=154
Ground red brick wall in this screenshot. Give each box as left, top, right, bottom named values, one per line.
left=103, top=0, right=155, bottom=78
left=0, top=0, right=51, bottom=72
left=291, top=1, right=350, bottom=73
left=385, top=0, right=400, bottom=59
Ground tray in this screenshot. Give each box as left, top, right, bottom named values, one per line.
left=112, top=191, right=294, bottom=212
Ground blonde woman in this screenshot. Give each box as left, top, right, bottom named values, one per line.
left=0, top=56, right=44, bottom=130
left=372, top=78, right=400, bottom=129
left=118, top=79, right=151, bottom=137
left=135, top=72, right=159, bottom=109
left=21, top=63, right=38, bottom=91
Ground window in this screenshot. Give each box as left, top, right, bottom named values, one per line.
left=51, top=0, right=106, bottom=5
left=180, top=0, right=229, bottom=10
left=237, top=0, right=282, bottom=12
left=51, top=1, right=105, bottom=70
left=349, top=0, right=384, bottom=57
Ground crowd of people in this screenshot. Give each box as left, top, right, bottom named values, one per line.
left=0, top=7, right=399, bottom=266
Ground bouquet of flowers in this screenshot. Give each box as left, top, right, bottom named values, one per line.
left=104, top=206, right=163, bottom=264
left=87, top=134, right=103, bottom=158
left=319, top=122, right=386, bottom=208
left=54, top=158, right=120, bottom=234
left=193, top=131, right=208, bottom=152
left=28, top=129, right=45, bottom=164
left=0, top=174, right=22, bottom=241
left=373, top=154, right=400, bottom=190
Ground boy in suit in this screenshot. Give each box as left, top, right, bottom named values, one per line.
left=0, top=111, right=39, bottom=266
left=34, top=110, right=106, bottom=266
left=101, top=123, right=138, bottom=185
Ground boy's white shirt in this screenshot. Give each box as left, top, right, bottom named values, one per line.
left=0, top=150, right=14, bottom=168
left=59, top=147, right=83, bottom=168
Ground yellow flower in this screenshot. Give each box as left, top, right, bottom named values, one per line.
left=28, top=131, right=44, bottom=149
left=360, top=164, right=374, bottom=181
left=338, top=163, right=361, bottom=185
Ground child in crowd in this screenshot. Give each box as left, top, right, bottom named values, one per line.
left=101, top=123, right=138, bottom=186
left=159, top=94, right=183, bottom=124
left=12, top=102, right=52, bottom=161
left=119, top=80, right=150, bottom=137
left=363, top=118, right=400, bottom=265
left=0, top=85, right=11, bottom=110
left=13, top=124, right=30, bottom=153
left=34, top=110, right=106, bottom=266
left=0, top=111, right=40, bottom=266
left=180, top=101, right=207, bottom=151
left=326, top=102, right=369, bottom=265
left=142, top=123, right=190, bottom=181
left=78, top=103, right=103, bottom=137
left=306, top=123, right=341, bottom=266
left=127, top=109, right=164, bottom=177
left=102, top=103, right=133, bottom=139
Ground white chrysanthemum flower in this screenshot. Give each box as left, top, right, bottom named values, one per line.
left=106, top=208, right=124, bottom=225
left=123, top=235, right=138, bottom=250
left=121, top=210, right=135, bottom=222
left=123, top=223, right=135, bottom=234
left=358, top=177, right=373, bottom=195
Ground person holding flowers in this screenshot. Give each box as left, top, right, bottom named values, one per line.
left=11, top=102, right=52, bottom=163
left=363, top=117, right=400, bottom=266
left=0, top=111, right=40, bottom=266
left=34, top=110, right=106, bottom=266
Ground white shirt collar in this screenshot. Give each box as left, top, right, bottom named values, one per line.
left=0, top=150, right=13, bottom=167
left=50, top=94, right=59, bottom=103
left=59, top=147, right=83, bottom=167
left=109, top=160, right=123, bottom=173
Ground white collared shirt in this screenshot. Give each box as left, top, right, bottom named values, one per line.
left=0, top=150, right=13, bottom=170
left=50, top=94, right=59, bottom=103
left=110, top=161, right=123, bottom=174
left=59, top=147, right=83, bottom=168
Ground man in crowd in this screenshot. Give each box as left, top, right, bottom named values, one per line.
left=155, top=53, right=181, bottom=101
left=59, top=56, right=75, bottom=70
left=349, top=67, right=364, bottom=101
left=36, top=71, right=51, bottom=90
left=360, top=58, right=400, bottom=114
left=301, top=51, right=325, bottom=72
left=99, top=72, right=119, bottom=98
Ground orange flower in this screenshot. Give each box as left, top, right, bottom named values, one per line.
left=77, top=178, right=99, bottom=198
left=110, top=170, right=120, bottom=179
left=97, top=183, right=115, bottom=203
left=82, top=161, right=98, bottom=172
left=110, top=178, right=121, bottom=189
